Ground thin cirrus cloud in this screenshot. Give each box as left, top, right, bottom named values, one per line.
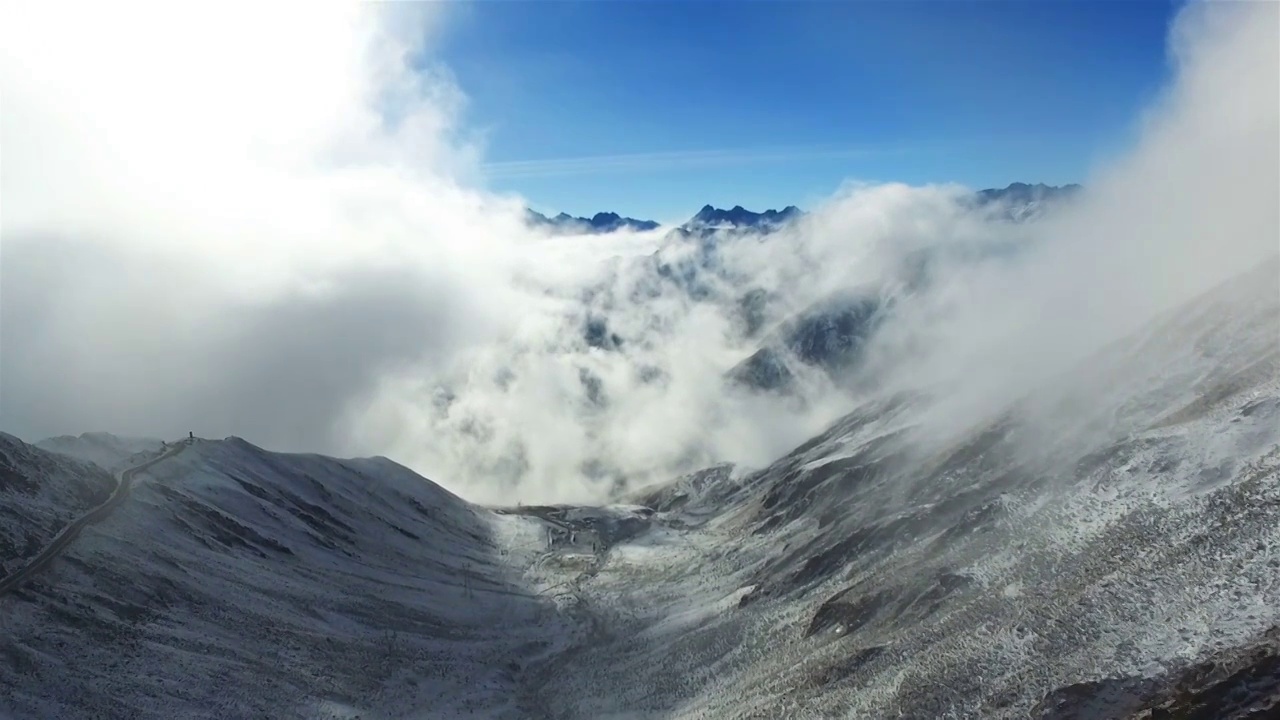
left=481, top=144, right=922, bottom=179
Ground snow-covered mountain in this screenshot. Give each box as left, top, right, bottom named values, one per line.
left=410, top=183, right=1093, bottom=499
left=3, top=256, right=1276, bottom=718
left=0, top=433, right=116, bottom=579
left=2, top=435, right=572, bottom=718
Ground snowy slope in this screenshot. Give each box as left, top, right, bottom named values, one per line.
left=0, top=437, right=577, bottom=719
left=0, top=433, right=116, bottom=579
left=522, top=258, right=1280, bottom=718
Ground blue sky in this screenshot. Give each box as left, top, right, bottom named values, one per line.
left=434, top=1, right=1179, bottom=223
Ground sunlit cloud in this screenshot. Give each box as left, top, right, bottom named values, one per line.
left=0, top=0, right=1273, bottom=507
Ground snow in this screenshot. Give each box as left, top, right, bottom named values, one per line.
left=0, top=433, right=117, bottom=577
left=1, top=437, right=569, bottom=718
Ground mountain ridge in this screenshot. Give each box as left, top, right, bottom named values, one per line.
left=525, top=182, right=1081, bottom=236
left=525, top=208, right=660, bottom=235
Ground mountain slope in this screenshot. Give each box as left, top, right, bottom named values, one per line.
left=534, top=257, right=1280, bottom=718
left=0, top=433, right=116, bottom=580
left=0, top=437, right=578, bottom=719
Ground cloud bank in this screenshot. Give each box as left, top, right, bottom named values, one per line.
left=2, top=1, right=1275, bottom=504
left=859, top=0, right=1278, bottom=448
left=1, top=2, right=516, bottom=462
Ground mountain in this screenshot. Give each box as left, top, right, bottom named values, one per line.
left=3, top=256, right=1277, bottom=718
left=524, top=184, right=1068, bottom=240
left=673, top=204, right=804, bottom=240
left=685, top=204, right=803, bottom=230
left=676, top=184, right=1075, bottom=237
left=715, top=184, right=1081, bottom=392
left=974, top=181, right=1083, bottom=220
left=0, top=433, right=116, bottom=579
left=636, top=257, right=1280, bottom=719
left=728, top=289, right=885, bottom=392
left=3, top=434, right=568, bottom=718
left=976, top=181, right=1083, bottom=205
left=578, top=185, right=1065, bottom=385
left=525, top=208, right=660, bottom=235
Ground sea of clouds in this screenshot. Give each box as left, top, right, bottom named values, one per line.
left=1, top=1, right=1274, bottom=503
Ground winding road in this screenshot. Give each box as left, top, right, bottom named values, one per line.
left=0, top=440, right=189, bottom=597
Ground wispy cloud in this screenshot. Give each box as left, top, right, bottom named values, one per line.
left=482, top=144, right=919, bottom=179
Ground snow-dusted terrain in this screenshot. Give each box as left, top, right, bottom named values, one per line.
left=0, top=434, right=116, bottom=580
left=1, top=435, right=573, bottom=718
left=34, top=432, right=167, bottom=474
left=1, top=259, right=1277, bottom=719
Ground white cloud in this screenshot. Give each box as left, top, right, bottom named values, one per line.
left=0, top=2, right=516, bottom=455
left=1, top=0, right=1274, bottom=505
left=850, top=0, right=1279, bottom=451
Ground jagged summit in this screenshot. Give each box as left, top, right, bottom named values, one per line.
left=686, top=204, right=803, bottom=229
left=525, top=208, right=659, bottom=235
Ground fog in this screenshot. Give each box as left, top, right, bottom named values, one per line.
left=862, top=0, right=1278, bottom=453
left=2, top=1, right=1275, bottom=503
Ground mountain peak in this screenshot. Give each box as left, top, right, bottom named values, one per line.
left=684, top=204, right=805, bottom=232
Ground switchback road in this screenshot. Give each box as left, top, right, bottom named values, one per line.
left=0, top=440, right=189, bottom=597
